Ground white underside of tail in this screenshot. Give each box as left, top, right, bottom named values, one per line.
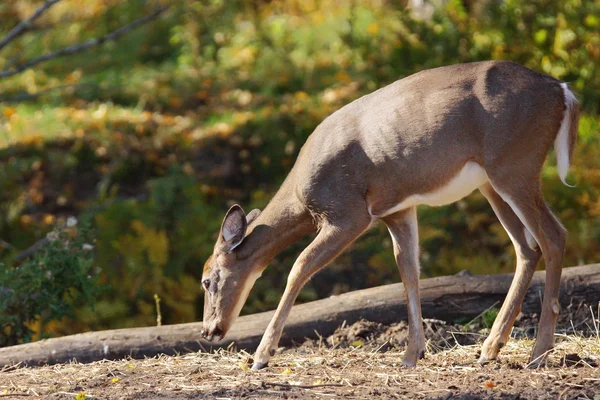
left=555, top=82, right=577, bottom=186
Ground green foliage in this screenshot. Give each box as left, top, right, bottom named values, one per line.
left=0, top=0, right=599, bottom=337
left=84, top=166, right=221, bottom=329
left=482, top=308, right=500, bottom=329
left=456, top=307, right=499, bottom=330
left=0, top=227, right=101, bottom=346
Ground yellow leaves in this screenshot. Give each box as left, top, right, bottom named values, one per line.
left=321, top=82, right=359, bottom=105
left=65, top=69, right=82, bottom=84
left=367, top=22, right=379, bottom=36
left=43, top=214, right=55, bottom=225
left=75, top=392, right=86, bottom=400
left=114, top=220, right=169, bottom=279
left=351, top=340, right=364, bottom=348
left=21, top=134, right=44, bottom=146
left=239, top=361, right=250, bottom=372
left=111, top=377, right=119, bottom=383
left=238, top=47, right=256, bottom=64
left=92, top=104, right=108, bottom=120
left=2, top=107, right=17, bottom=119
left=299, top=0, right=317, bottom=13
left=232, top=111, right=254, bottom=126
left=129, top=220, right=169, bottom=268
left=213, top=122, right=234, bottom=137
left=281, top=368, right=293, bottom=375
left=310, top=11, right=325, bottom=24
left=294, top=91, right=309, bottom=101
left=334, top=71, right=351, bottom=83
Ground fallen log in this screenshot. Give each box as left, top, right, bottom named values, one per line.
left=1, top=264, right=599, bottom=367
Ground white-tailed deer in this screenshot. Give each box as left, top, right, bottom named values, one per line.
left=200, top=61, right=580, bottom=370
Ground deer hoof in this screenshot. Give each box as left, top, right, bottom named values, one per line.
left=477, top=354, right=490, bottom=365
left=251, top=361, right=268, bottom=370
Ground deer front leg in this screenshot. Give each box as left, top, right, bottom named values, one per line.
left=252, top=217, right=371, bottom=370
left=383, top=207, right=425, bottom=367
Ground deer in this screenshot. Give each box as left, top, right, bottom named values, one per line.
left=200, top=60, right=580, bottom=370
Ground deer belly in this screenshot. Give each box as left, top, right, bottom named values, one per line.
left=377, top=161, right=489, bottom=217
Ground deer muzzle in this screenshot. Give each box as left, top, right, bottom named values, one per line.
left=200, top=326, right=223, bottom=342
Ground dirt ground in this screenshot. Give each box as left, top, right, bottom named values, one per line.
left=1, top=306, right=599, bottom=400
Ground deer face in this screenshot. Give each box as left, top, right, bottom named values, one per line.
left=201, top=205, right=262, bottom=341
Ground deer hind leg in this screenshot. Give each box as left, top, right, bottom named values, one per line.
left=489, top=180, right=566, bottom=367
left=478, top=183, right=542, bottom=363
left=251, top=211, right=371, bottom=370
left=383, top=207, right=426, bottom=367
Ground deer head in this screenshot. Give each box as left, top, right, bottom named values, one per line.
left=201, top=205, right=262, bottom=341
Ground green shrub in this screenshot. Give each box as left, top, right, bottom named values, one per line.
left=0, top=227, right=101, bottom=346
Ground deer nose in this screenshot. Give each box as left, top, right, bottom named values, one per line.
left=213, top=327, right=223, bottom=339
left=200, top=326, right=223, bottom=342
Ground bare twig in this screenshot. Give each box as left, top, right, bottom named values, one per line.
left=262, top=382, right=345, bottom=389
left=13, top=237, right=49, bottom=262
left=0, top=238, right=14, bottom=250
left=0, top=0, right=62, bottom=53
left=0, top=5, right=169, bottom=79
left=154, top=294, right=163, bottom=326
left=0, top=82, right=95, bottom=103
left=4, top=35, right=39, bottom=71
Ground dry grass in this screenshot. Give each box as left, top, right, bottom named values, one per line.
left=1, top=331, right=599, bottom=400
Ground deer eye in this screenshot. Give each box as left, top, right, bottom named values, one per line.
left=202, top=279, right=211, bottom=290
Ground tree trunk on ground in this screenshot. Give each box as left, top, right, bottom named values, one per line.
left=1, top=264, right=599, bottom=367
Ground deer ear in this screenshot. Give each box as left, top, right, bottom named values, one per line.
left=219, top=205, right=247, bottom=252
left=246, top=209, right=261, bottom=225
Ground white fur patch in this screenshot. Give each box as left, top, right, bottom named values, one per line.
left=524, top=228, right=538, bottom=250
left=386, top=208, right=422, bottom=322
left=406, top=210, right=422, bottom=324
left=484, top=190, right=538, bottom=252
left=229, top=270, right=262, bottom=326
left=483, top=192, right=519, bottom=245
left=555, top=82, right=577, bottom=187
left=377, top=161, right=489, bottom=218
left=492, top=187, right=540, bottom=249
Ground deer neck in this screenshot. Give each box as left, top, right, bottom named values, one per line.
left=238, top=186, right=314, bottom=268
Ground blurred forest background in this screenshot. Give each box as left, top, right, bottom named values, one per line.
left=0, top=0, right=599, bottom=345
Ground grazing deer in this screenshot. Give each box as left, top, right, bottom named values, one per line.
left=200, top=61, right=579, bottom=370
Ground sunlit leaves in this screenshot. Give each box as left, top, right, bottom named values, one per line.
left=1, top=0, right=600, bottom=340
